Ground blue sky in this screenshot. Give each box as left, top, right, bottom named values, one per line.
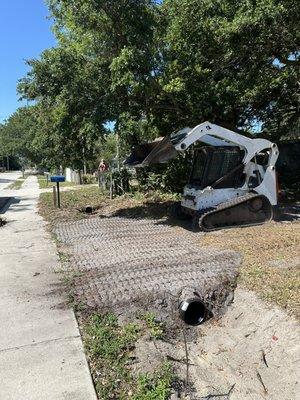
left=0, top=1, right=55, bottom=122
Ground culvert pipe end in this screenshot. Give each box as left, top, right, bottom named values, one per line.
left=84, top=205, right=93, bottom=214
left=179, top=298, right=207, bottom=325
left=178, top=288, right=208, bottom=325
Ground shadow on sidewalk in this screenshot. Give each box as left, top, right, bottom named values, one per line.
left=0, top=197, right=21, bottom=214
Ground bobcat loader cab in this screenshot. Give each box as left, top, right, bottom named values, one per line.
left=125, top=122, right=279, bottom=231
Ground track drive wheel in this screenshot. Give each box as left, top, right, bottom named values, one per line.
left=171, top=202, right=187, bottom=220
left=192, top=213, right=201, bottom=231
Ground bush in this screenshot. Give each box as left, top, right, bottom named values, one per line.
left=82, top=174, right=97, bottom=184
left=112, top=168, right=132, bottom=195
left=137, top=152, right=192, bottom=194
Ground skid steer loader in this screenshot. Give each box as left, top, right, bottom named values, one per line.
left=125, top=122, right=279, bottom=231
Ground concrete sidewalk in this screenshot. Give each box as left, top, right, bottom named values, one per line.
left=0, top=176, right=97, bottom=400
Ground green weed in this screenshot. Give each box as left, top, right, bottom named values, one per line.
left=133, top=363, right=173, bottom=400
left=83, top=313, right=173, bottom=400
left=140, top=312, right=165, bottom=340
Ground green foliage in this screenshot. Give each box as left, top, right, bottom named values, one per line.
left=3, top=0, right=299, bottom=175
left=96, top=133, right=118, bottom=167
left=0, top=107, right=44, bottom=166
left=83, top=313, right=173, bottom=400
left=137, top=152, right=192, bottom=193
left=132, top=363, right=173, bottom=400
left=82, top=174, right=97, bottom=184
left=85, top=313, right=139, bottom=360
left=139, top=312, right=165, bottom=340
left=112, top=168, right=132, bottom=195
left=161, top=0, right=300, bottom=138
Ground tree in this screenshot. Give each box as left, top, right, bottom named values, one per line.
left=0, top=107, right=43, bottom=166
left=15, top=0, right=299, bottom=175
left=18, top=0, right=162, bottom=170
left=158, top=0, right=300, bottom=138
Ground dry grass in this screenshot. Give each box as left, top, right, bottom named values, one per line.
left=39, top=186, right=106, bottom=225
left=5, top=178, right=25, bottom=189
left=200, top=222, right=300, bottom=318
left=39, top=186, right=179, bottom=227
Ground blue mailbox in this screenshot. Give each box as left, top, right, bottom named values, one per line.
left=50, top=176, right=65, bottom=208
left=50, top=175, right=65, bottom=183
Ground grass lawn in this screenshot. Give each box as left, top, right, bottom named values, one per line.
left=201, top=222, right=300, bottom=319
left=39, top=185, right=179, bottom=226
left=5, top=177, right=26, bottom=189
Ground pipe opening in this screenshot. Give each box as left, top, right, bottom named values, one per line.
left=84, top=206, right=93, bottom=214
left=179, top=298, right=207, bottom=326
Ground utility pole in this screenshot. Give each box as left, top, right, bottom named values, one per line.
left=6, top=155, right=9, bottom=171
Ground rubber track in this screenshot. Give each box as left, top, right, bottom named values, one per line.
left=199, top=192, right=273, bottom=232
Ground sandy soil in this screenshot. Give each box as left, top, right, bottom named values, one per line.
left=132, top=288, right=299, bottom=399
left=188, top=288, right=300, bottom=399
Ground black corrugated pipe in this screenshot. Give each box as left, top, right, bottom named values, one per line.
left=84, top=205, right=93, bottom=214
left=178, top=288, right=208, bottom=326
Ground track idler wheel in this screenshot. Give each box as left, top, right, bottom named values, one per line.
left=248, top=197, right=263, bottom=212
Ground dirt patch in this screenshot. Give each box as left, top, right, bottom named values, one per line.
left=188, top=289, right=300, bottom=399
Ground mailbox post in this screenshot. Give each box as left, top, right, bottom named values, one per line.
left=50, top=176, right=65, bottom=208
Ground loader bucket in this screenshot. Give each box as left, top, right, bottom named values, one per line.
left=124, top=139, right=165, bottom=167
left=124, top=128, right=190, bottom=167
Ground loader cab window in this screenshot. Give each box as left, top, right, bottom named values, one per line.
left=189, top=146, right=245, bottom=189
left=190, top=149, right=206, bottom=185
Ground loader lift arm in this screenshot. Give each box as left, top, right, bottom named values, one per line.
left=173, top=122, right=279, bottom=166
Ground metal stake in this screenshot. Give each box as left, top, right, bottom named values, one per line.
left=53, top=185, right=57, bottom=208
left=57, top=182, right=61, bottom=208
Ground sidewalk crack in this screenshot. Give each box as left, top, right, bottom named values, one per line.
left=0, top=335, right=80, bottom=353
